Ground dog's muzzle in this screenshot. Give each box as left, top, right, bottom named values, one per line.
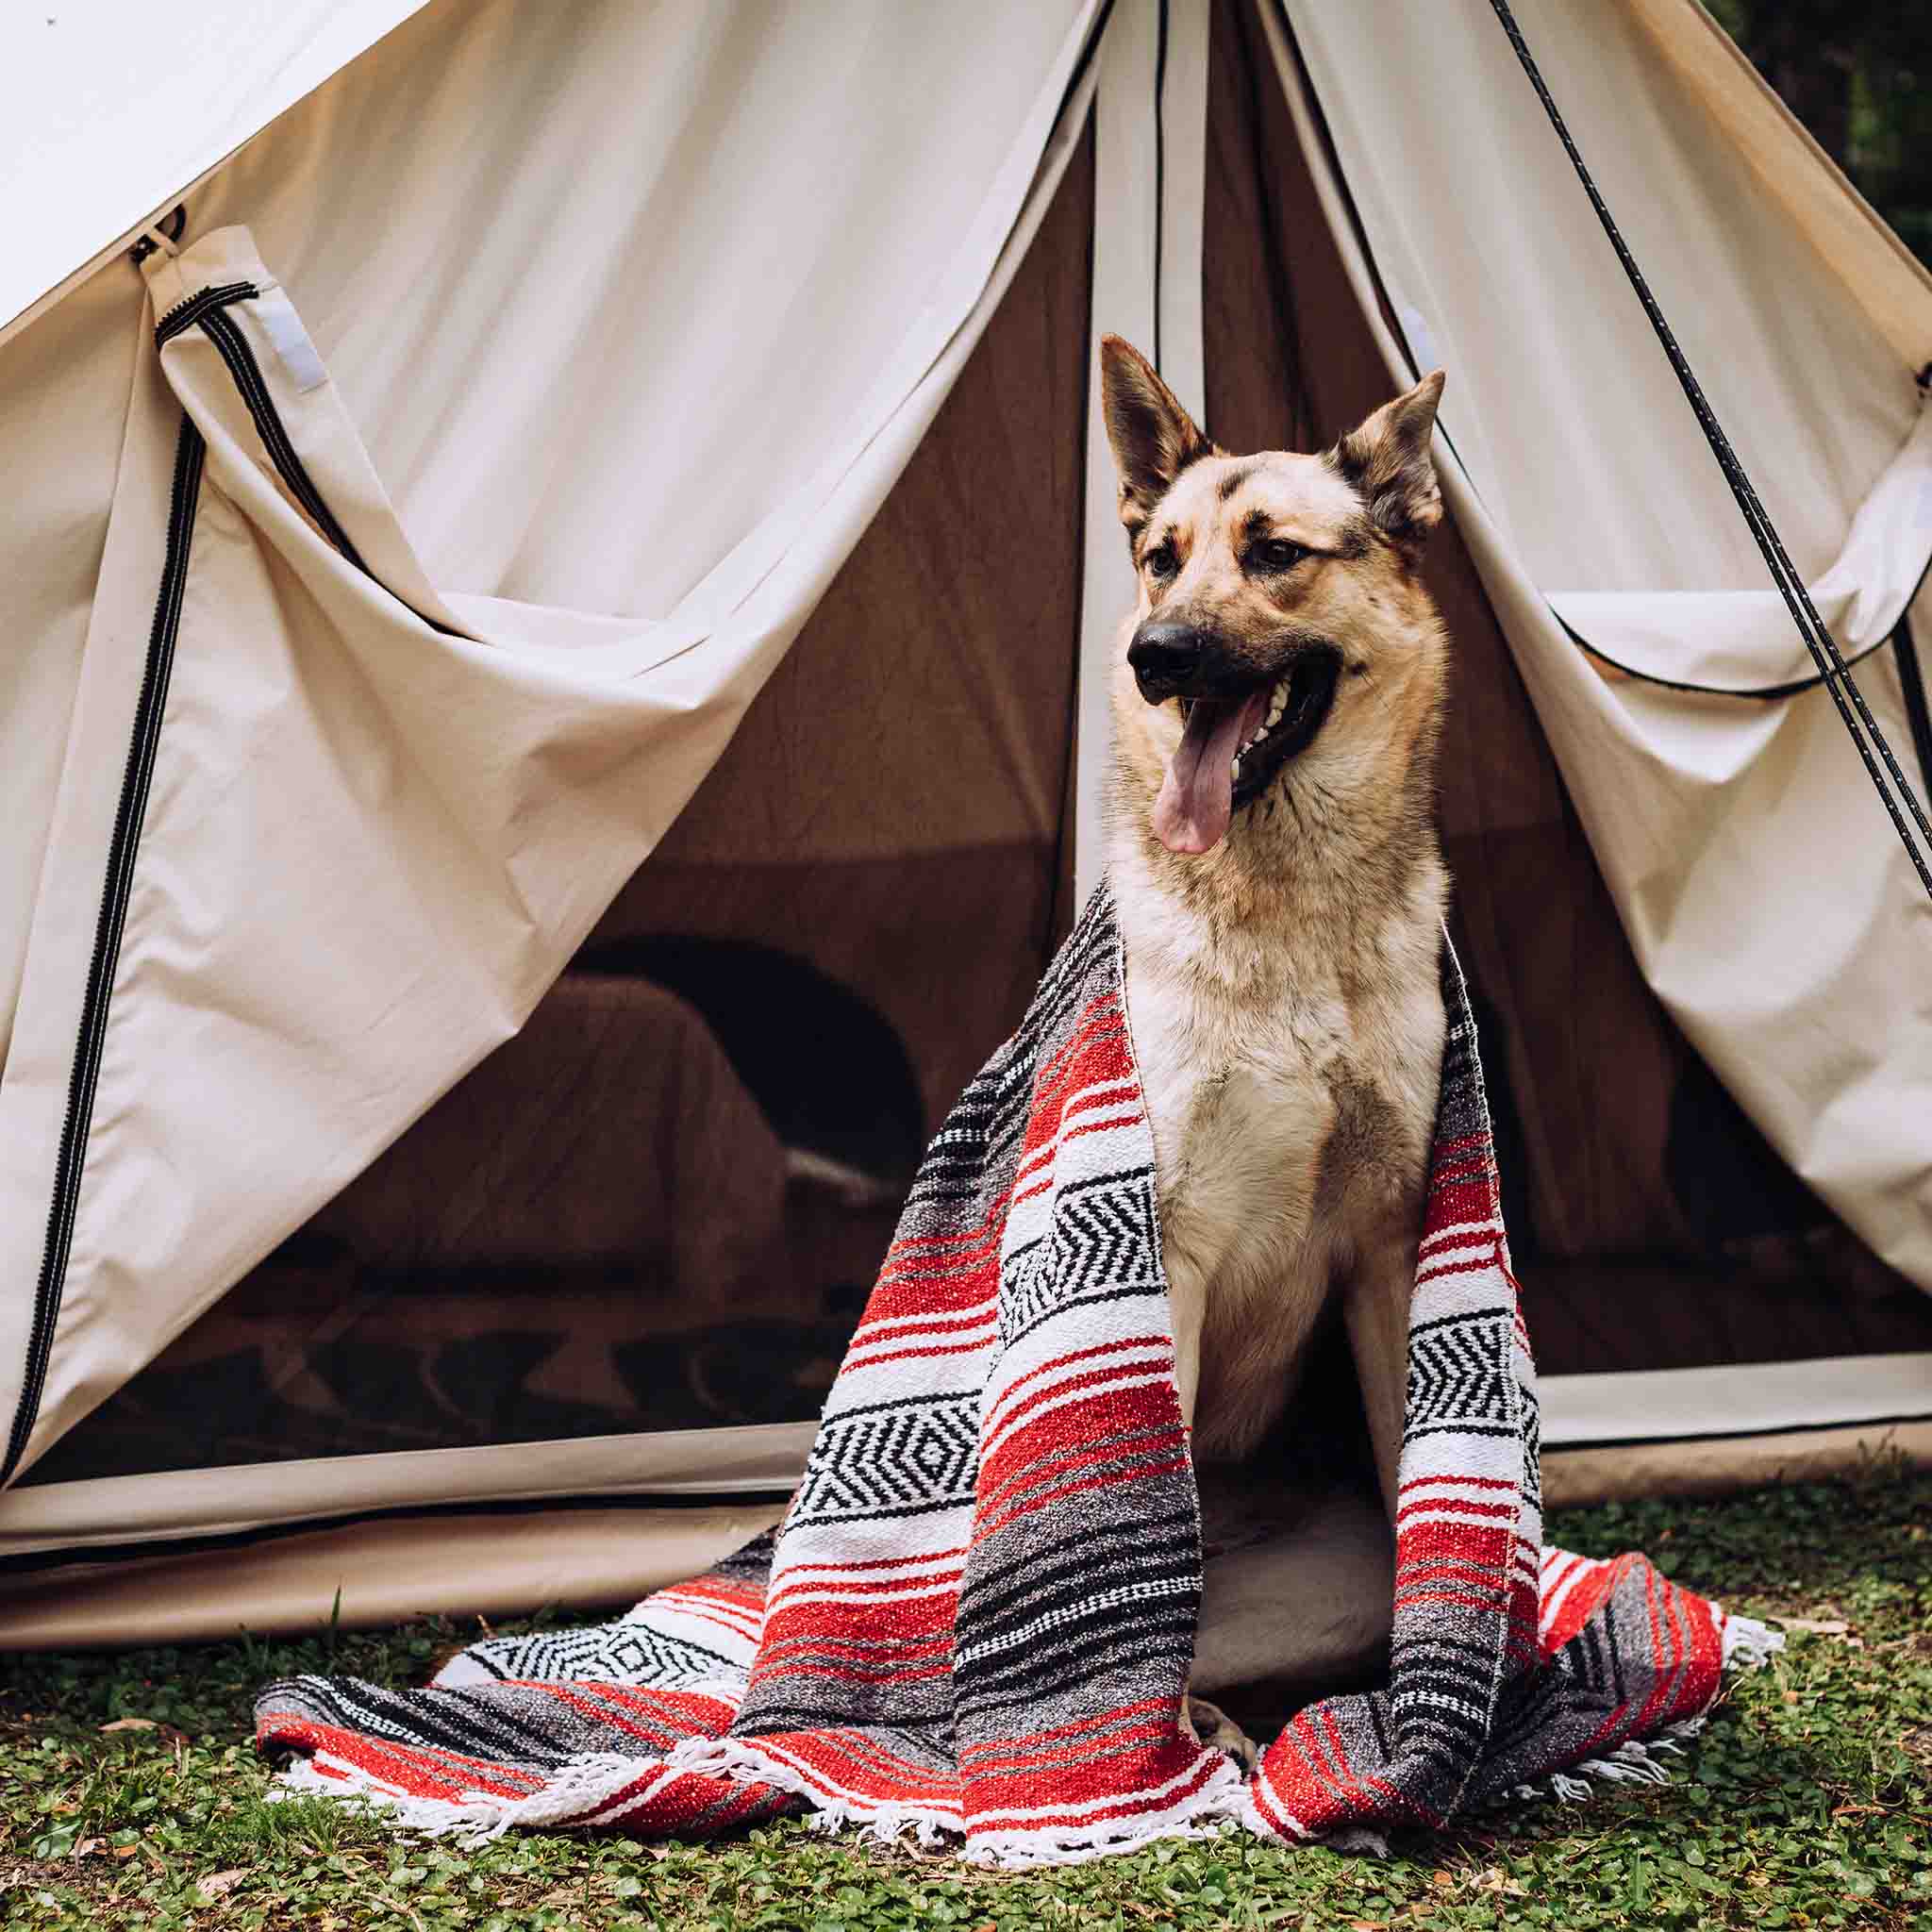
left=1127, top=623, right=1246, bottom=705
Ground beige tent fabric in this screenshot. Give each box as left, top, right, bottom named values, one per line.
left=0, top=1425, right=817, bottom=1560
left=1073, top=0, right=1213, bottom=905
left=1541, top=1422, right=1932, bottom=1508
left=0, top=0, right=1106, bottom=1482
left=1273, top=0, right=1932, bottom=1293
left=0, top=1503, right=786, bottom=1650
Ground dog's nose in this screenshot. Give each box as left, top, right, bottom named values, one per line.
left=1127, top=623, right=1210, bottom=702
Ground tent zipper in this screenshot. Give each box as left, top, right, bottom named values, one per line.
left=8, top=279, right=429, bottom=1478
left=186, top=293, right=370, bottom=573
left=155, top=279, right=368, bottom=573
left=4, top=415, right=206, bottom=1485
left=170, top=285, right=456, bottom=629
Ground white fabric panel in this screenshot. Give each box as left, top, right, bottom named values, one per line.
left=1075, top=0, right=1211, bottom=907
left=1288, top=0, right=1918, bottom=597
left=0, top=0, right=432, bottom=343
left=0, top=1424, right=818, bottom=1559
left=1541, top=1353, right=1932, bottom=1447
left=1542, top=1420, right=1932, bottom=1507
left=1268, top=0, right=1932, bottom=1291
left=0, top=1504, right=791, bottom=1651
left=0, top=0, right=1102, bottom=1481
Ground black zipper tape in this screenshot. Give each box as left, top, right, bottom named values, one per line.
left=154, top=281, right=258, bottom=347
left=194, top=306, right=370, bottom=573
left=4, top=417, right=207, bottom=1485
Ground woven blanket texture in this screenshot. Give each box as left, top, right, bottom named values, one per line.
left=256, top=887, right=1775, bottom=1865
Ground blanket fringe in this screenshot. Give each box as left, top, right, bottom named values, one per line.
left=1505, top=1605, right=1786, bottom=1808
left=963, top=1756, right=1248, bottom=1871
left=664, top=1733, right=1249, bottom=1869
left=1509, top=1707, right=1724, bottom=1810
left=1718, top=1609, right=1785, bottom=1671
left=270, top=1751, right=678, bottom=1842
left=666, top=1734, right=964, bottom=1852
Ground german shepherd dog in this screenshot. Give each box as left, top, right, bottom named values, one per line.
left=1096, top=338, right=1451, bottom=1763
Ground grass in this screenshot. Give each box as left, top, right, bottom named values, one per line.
left=2, top=1465, right=1928, bottom=1930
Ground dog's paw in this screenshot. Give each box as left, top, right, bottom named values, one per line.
left=1184, top=1694, right=1259, bottom=1774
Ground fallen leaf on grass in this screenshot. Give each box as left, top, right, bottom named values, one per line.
left=99, top=1715, right=190, bottom=1745
left=1774, top=1617, right=1850, bottom=1636
left=197, top=1869, right=246, bottom=1902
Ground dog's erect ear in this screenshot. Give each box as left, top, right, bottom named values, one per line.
left=1328, top=370, right=1445, bottom=550
left=1099, top=335, right=1209, bottom=543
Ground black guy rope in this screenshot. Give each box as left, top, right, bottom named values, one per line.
left=1487, top=0, right=1932, bottom=904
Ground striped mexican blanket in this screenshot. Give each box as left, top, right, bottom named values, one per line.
left=256, top=886, right=1774, bottom=1865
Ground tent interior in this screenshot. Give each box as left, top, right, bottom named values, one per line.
left=2, top=0, right=1929, bottom=1646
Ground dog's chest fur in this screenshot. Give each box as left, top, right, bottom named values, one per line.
left=1113, top=853, right=1445, bottom=1465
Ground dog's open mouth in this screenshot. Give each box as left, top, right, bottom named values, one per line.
left=1151, top=646, right=1341, bottom=857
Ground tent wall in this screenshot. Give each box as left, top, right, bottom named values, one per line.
left=14, top=124, right=1099, bottom=1498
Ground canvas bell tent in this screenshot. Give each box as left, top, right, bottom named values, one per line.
left=2, top=0, right=1928, bottom=1647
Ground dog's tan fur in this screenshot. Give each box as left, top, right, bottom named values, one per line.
left=1095, top=338, right=1453, bottom=1752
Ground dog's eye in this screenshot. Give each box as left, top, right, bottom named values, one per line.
left=1145, top=541, right=1180, bottom=581
left=1248, top=538, right=1308, bottom=575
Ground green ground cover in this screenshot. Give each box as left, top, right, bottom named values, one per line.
left=3, top=1464, right=1928, bottom=1930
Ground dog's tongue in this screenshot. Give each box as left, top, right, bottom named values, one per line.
left=1153, top=691, right=1269, bottom=855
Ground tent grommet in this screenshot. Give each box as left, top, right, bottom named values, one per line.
left=128, top=205, right=188, bottom=265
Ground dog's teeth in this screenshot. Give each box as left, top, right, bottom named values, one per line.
left=1264, top=680, right=1289, bottom=729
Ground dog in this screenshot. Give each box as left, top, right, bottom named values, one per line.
left=1095, top=337, right=1452, bottom=1764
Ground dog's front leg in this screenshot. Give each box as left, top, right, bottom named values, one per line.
left=1343, top=1223, right=1419, bottom=1523
left=1163, top=1249, right=1260, bottom=1769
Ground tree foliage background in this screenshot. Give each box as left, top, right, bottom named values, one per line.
left=1708, top=0, right=1932, bottom=268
